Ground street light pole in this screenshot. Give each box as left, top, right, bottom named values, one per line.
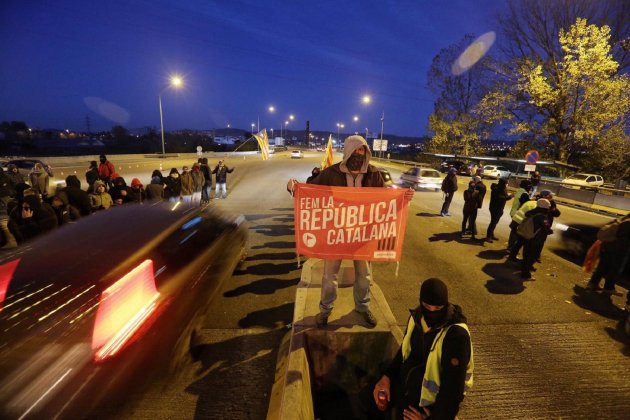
left=158, top=94, right=166, bottom=155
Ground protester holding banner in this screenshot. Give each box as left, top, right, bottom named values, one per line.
left=288, top=135, right=388, bottom=328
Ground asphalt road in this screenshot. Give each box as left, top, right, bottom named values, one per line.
left=50, top=152, right=629, bottom=419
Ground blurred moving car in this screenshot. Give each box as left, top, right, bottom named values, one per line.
left=399, top=167, right=442, bottom=191
left=291, top=150, right=303, bottom=159
left=3, top=158, right=54, bottom=177
left=274, top=145, right=288, bottom=152
left=377, top=167, right=394, bottom=188
left=482, top=165, right=511, bottom=180
left=561, top=173, right=604, bottom=189
left=0, top=202, right=247, bottom=418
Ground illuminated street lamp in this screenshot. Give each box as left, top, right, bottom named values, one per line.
left=289, top=114, right=295, bottom=121
left=251, top=123, right=255, bottom=134
left=336, top=122, right=345, bottom=143
left=353, top=115, right=359, bottom=122
left=362, top=95, right=371, bottom=105
left=158, top=74, right=184, bottom=155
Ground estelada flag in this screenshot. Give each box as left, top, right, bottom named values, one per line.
left=321, top=134, right=334, bottom=169
left=293, top=183, right=410, bottom=261
left=253, top=129, right=270, bottom=160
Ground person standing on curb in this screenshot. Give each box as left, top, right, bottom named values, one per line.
left=287, top=135, right=388, bottom=328
left=97, top=155, right=116, bottom=189
left=440, top=168, right=458, bottom=217
left=363, top=278, right=473, bottom=419
left=212, top=159, right=234, bottom=199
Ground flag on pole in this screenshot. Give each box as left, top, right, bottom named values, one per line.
left=253, top=129, right=270, bottom=160
left=321, top=134, right=334, bottom=169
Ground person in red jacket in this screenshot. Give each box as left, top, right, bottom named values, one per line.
left=97, top=154, right=116, bottom=189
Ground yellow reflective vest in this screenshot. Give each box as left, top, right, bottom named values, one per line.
left=510, top=188, right=529, bottom=217
left=512, top=200, right=537, bottom=224
left=401, top=317, right=474, bottom=408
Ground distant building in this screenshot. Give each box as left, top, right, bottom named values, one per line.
left=213, top=136, right=240, bottom=145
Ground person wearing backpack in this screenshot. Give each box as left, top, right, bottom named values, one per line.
left=585, top=214, right=630, bottom=296
left=520, top=199, right=552, bottom=280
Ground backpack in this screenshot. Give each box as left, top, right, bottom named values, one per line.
left=597, top=219, right=622, bottom=242
left=517, top=215, right=540, bottom=240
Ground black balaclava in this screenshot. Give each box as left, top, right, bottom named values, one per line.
left=419, top=278, right=449, bottom=328
left=346, top=152, right=365, bottom=171
left=99, top=155, right=106, bottom=164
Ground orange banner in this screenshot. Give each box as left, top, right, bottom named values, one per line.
left=293, top=184, right=410, bottom=261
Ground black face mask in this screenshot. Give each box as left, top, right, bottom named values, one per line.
left=99, top=159, right=106, bottom=163
left=421, top=304, right=448, bottom=328
left=346, top=153, right=364, bottom=171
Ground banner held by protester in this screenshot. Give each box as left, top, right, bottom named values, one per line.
left=293, top=183, right=410, bottom=261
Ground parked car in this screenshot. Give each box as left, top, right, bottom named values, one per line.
left=482, top=165, right=511, bottom=180
left=274, top=145, right=288, bottom=152
left=291, top=150, right=303, bottom=159
left=399, top=167, right=442, bottom=191
left=3, top=158, right=54, bottom=177
left=561, top=173, right=604, bottom=189
left=377, top=167, right=394, bottom=188
left=0, top=203, right=248, bottom=418
left=439, top=160, right=466, bottom=174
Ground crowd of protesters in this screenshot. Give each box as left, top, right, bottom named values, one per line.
left=0, top=154, right=235, bottom=248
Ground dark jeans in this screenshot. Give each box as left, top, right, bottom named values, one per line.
left=440, top=192, right=454, bottom=214
left=486, top=208, right=503, bottom=238
left=521, top=239, right=542, bottom=275
left=201, top=181, right=212, bottom=201
left=588, top=246, right=626, bottom=290
left=462, top=209, right=478, bottom=235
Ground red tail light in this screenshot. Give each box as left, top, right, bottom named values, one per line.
left=92, top=259, right=160, bottom=361
left=0, top=259, right=20, bottom=310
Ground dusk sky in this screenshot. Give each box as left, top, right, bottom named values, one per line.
left=0, top=0, right=507, bottom=137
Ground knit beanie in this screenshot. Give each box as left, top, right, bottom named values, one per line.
left=420, top=278, right=449, bottom=306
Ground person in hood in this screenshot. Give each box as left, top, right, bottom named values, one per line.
left=191, top=163, right=205, bottom=204
left=485, top=178, right=513, bottom=242
left=440, top=167, right=458, bottom=216
left=85, top=160, right=99, bottom=193
left=364, top=278, right=473, bottom=419
left=109, top=177, right=136, bottom=205
left=62, top=175, right=91, bottom=216
left=520, top=198, right=552, bottom=279
left=199, top=158, right=212, bottom=202
left=9, top=193, right=58, bottom=243
left=287, top=135, right=412, bottom=329
left=462, top=180, right=481, bottom=239
left=164, top=168, right=182, bottom=202
left=97, top=154, right=117, bottom=188
left=212, top=159, right=234, bottom=199
left=130, top=178, right=145, bottom=203
left=180, top=165, right=194, bottom=203
left=29, top=163, right=49, bottom=199
left=146, top=170, right=165, bottom=201
left=89, top=180, right=113, bottom=211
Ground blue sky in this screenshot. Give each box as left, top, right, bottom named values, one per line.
left=0, top=0, right=506, bottom=136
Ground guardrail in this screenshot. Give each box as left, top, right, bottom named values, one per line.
left=508, top=175, right=629, bottom=215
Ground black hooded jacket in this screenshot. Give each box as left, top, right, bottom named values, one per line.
left=489, top=180, right=513, bottom=212
left=63, top=175, right=92, bottom=216
left=9, top=195, right=58, bottom=243
left=384, top=304, right=471, bottom=420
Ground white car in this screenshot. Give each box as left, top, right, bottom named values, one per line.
left=482, top=165, right=511, bottom=180
left=399, top=167, right=442, bottom=191
left=561, top=173, right=604, bottom=189
left=291, top=150, right=303, bottom=159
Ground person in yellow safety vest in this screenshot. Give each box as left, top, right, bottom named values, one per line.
left=507, top=190, right=552, bottom=262
left=363, top=278, right=473, bottom=420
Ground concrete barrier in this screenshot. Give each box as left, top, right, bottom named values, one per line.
left=267, top=259, right=403, bottom=420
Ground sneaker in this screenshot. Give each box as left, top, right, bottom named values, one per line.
left=602, top=288, right=623, bottom=297
left=315, top=313, right=329, bottom=328
left=584, top=284, right=602, bottom=292
left=484, top=237, right=493, bottom=243
left=507, top=256, right=521, bottom=263
left=357, top=310, right=377, bottom=328
left=440, top=212, right=446, bottom=217
left=445, top=213, right=451, bottom=216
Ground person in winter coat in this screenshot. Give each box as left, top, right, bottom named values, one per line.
left=510, top=180, right=532, bottom=218
left=520, top=199, right=552, bottom=279
left=6, top=164, right=25, bottom=195
left=9, top=193, right=58, bottom=243
left=145, top=171, right=165, bottom=201
left=164, top=168, right=182, bottom=202
left=85, top=160, right=99, bottom=193
left=89, top=180, right=114, bottom=211
left=530, top=171, right=541, bottom=197
left=29, top=163, right=49, bottom=199
left=440, top=168, right=458, bottom=216
left=180, top=166, right=194, bottom=203
left=98, top=154, right=117, bottom=188
left=191, top=163, right=204, bottom=204
left=485, top=178, right=513, bottom=241
left=287, top=135, right=392, bottom=329
left=364, top=278, right=473, bottom=420
left=212, top=160, right=234, bottom=199
left=199, top=158, right=212, bottom=202
left=462, top=181, right=480, bottom=239
left=62, top=175, right=92, bottom=217
left=130, top=178, right=145, bottom=203
left=109, top=177, right=136, bottom=206
left=472, top=176, right=486, bottom=208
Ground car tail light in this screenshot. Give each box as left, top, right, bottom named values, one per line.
left=0, top=259, right=20, bottom=310
left=92, top=260, right=160, bottom=361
